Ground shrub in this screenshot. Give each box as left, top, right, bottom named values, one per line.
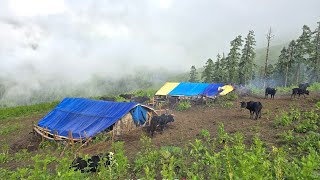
left=176, top=100, right=191, bottom=111
left=274, top=108, right=300, bottom=127
left=309, top=82, right=320, bottom=91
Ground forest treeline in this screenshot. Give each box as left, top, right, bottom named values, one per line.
left=190, top=22, right=320, bottom=87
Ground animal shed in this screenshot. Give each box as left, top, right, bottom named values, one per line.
left=34, top=98, right=157, bottom=141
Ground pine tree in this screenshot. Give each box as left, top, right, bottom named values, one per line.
left=295, top=25, right=312, bottom=84
left=212, top=54, right=223, bottom=82
left=239, top=30, right=256, bottom=85
left=201, top=58, right=214, bottom=83
left=275, top=47, right=288, bottom=86
left=308, top=21, right=320, bottom=82
left=226, top=35, right=243, bottom=83
left=219, top=53, right=228, bottom=82
left=285, top=40, right=297, bottom=87
left=189, top=65, right=198, bottom=82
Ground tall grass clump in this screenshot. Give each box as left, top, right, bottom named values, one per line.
left=176, top=100, right=191, bottom=111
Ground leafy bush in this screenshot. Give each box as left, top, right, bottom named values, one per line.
left=222, top=102, right=233, bottom=108
left=274, top=108, right=301, bottom=127
left=175, top=100, right=191, bottom=111
left=309, top=82, right=320, bottom=91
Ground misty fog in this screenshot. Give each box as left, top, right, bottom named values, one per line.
left=0, top=0, right=319, bottom=106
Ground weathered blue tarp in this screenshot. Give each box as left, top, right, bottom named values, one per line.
left=168, top=82, right=210, bottom=96
left=202, top=83, right=225, bottom=97
left=130, top=106, right=148, bottom=125
left=37, top=98, right=150, bottom=138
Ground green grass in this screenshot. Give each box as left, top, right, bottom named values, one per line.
left=0, top=123, right=20, bottom=135
left=0, top=101, right=59, bottom=120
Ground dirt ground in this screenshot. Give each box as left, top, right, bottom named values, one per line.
left=81, top=93, right=320, bottom=159
left=2, top=93, right=320, bottom=163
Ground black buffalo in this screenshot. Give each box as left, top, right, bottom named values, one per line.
left=291, top=88, right=309, bottom=100
left=149, top=114, right=175, bottom=137
left=265, top=87, right=277, bottom=99
left=71, top=152, right=115, bottom=173
left=298, top=83, right=310, bottom=90
left=240, top=101, right=262, bottom=120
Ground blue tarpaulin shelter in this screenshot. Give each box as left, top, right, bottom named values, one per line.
left=168, top=82, right=210, bottom=96
left=36, top=98, right=155, bottom=139
left=202, top=83, right=225, bottom=97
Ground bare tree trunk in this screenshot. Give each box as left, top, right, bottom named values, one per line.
left=296, top=63, right=300, bottom=85
left=285, top=63, right=289, bottom=87
left=264, top=27, right=274, bottom=88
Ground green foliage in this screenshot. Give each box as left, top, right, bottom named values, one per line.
left=201, top=58, right=214, bottom=82
left=189, top=65, right=198, bottom=82
left=274, top=108, right=301, bottom=127
left=226, top=35, right=243, bottom=83
left=294, top=111, right=319, bottom=133
left=0, top=123, right=20, bottom=135
left=309, top=82, right=320, bottom=91
left=132, top=89, right=156, bottom=97
left=222, top=102, right=233, bottom=108
left=175, top=100, right=191, bottom=111
left=239, top=30, right=256, bottom=85
left=0, top=101, right=59, bottom=120
left=134, top=136, right=161, bottom=179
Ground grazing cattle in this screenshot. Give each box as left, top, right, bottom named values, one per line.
left=87, top=155, right=101, bottom=172
left=298, top=83, right=310, bottom=90
left=71, top=157, right=88, bottom=173
left=265, top=87, right=277, bottom=99
left=291, top=88, right=309, bottom=99
left=131, top=96, right=150, bottom=104
left=148, top=114, right=175, bottom=137
left=240, top=101, right=262, bottom=120
left=119, top=94, right=133, bottom=100
left=99, top=96, right=115, bottom=101
left=158, top=114, right=175, bottom=132
left=149, top=116, right=159, bottom=137
left=71, top=152, right=115, bottom=173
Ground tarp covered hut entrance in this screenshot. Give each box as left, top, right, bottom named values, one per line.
left=34, top=98, right=157, bottom=141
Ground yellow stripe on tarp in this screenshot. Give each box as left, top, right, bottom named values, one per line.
left=155, top=82, right=180, bottom=95
left=219, top=85, right=234, bottom=96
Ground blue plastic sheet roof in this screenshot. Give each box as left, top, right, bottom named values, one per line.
left=37, top=98, right=150, bottom=139
left=202, top=83, right=225, bottom=97
left=168, top=82, right=210, bottom=96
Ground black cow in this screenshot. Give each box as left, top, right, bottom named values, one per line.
left=99, top=96, right=115, bottom=101
left=131, top=96, right=150, bottom=104
left=87, top=155, right=101, bottom=172
left=291, top=88, right=309, bottom=99
left=71, top=152, right=115, bottom=173
left=119, top=94, right=133, bottom=100
left=265, top=87, right=277, bottom=99
left=240, top=101, right=262, bottom=120
left=148, top=114, right=175, bottom=137
left=298, top=83, right=310, bottom=90
left=149, top=116, right=159, bottom=137
left=71, top=157, right=88, bottom=173
left=158, top=114, right=175, bottom=132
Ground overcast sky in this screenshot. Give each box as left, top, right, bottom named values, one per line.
left=0, top=0, right=319, bottom=82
